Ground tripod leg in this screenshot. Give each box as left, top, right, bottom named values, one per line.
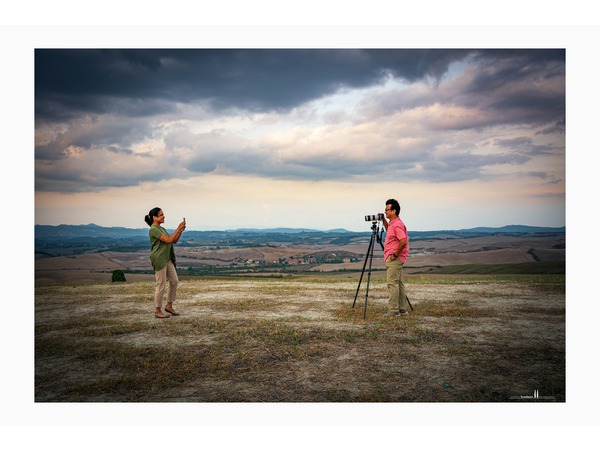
left=406, top=295, right=414, bottom=311
left=363, top=234, right=376, bottom=319
left=352, top=233, right=375, bottom=309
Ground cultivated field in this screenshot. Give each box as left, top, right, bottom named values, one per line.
left=35, top=273, right=565, bottom=402
left=35, top=232, right=565, bottom=282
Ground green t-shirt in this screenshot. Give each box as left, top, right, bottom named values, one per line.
left=149, top=225, right=176, bottom=272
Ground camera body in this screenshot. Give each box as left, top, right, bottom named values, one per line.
left=365, top=213, right=384, bottom=222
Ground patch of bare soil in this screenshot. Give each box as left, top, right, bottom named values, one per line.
left=35, top=276, right=565, bottom=402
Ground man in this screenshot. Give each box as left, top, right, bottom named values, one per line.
left=382, top=198, right=410, bottom=316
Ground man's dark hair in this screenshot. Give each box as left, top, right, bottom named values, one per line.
left=386, top=199, right=401, bottom=216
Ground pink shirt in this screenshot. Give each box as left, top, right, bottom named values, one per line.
left=384, top=217, right=409, bottom=263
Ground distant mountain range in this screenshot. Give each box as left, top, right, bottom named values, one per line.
left=34, top=223, right=566, bottom=258
left=423, top=225, right=566, bottom=235
left=34, top=223, right=565, bottom=239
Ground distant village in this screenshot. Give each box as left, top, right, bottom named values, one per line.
left=233, top=252, right=359, bottom=268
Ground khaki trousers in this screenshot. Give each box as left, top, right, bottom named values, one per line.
left=154, top=261, right=179, bottom=308
left=385, top=256, right=409, bottom=312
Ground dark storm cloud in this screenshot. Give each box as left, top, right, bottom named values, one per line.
left=469, top=49, right=565, bottom=88
left=456, top=49, right=565, bottom=122
left=494, top=136, right=557, bottom=156
left=106, top=145, right=134, bottom=155
left=348, top=49, right=565, bottom=136
left=35, top=115, right=155, bottom=161
left=35, top=49, right=475, bottom=121
left=34, top=49, right=565, bottom=193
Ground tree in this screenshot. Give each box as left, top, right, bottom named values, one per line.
left=112, top=269, right=126, bottom=282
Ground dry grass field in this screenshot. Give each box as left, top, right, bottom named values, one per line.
left=35, top=273, right=565, bottom=402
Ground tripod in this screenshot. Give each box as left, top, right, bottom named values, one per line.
left=352, top=220, right=414, bottom=318
left=352, top=221, right=384, bottom=318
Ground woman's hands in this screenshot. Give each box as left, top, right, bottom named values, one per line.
left=159, top=218, right=186, bottom=244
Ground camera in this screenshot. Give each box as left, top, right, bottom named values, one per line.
left=365, top=213, right=384, bottom=222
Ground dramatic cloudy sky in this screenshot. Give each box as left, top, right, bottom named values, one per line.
left=35, top=49, right=565, bottom=231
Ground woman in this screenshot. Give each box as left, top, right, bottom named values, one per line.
left=144, top=207, right=186, bottom=318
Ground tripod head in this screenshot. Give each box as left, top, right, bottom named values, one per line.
left=370, top=220, right=385, bottom=251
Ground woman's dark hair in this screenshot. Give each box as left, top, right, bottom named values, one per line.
left=144, top=207, right=162, bottom=227
left=386, top=199, right=401, bottom=216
